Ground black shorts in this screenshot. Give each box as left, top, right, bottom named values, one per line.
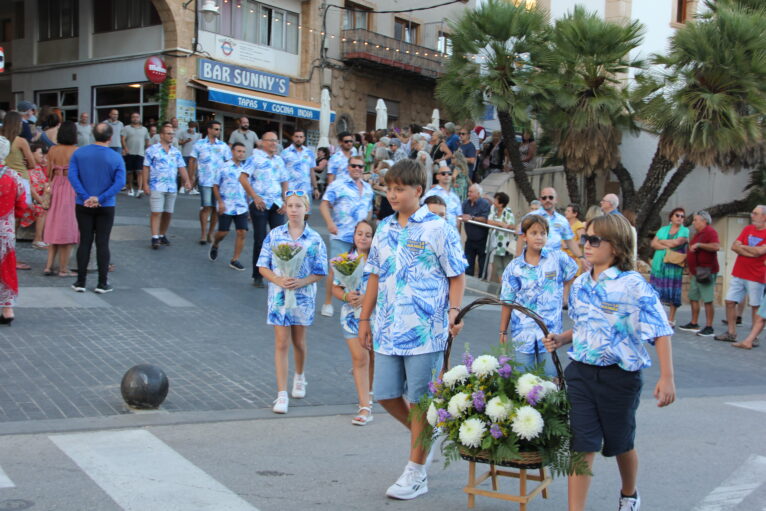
left=565, top=361, right=642, bottom=457
left=125, top=154, right=144, bottom=172
left=217, top=212, right=249, bottom=232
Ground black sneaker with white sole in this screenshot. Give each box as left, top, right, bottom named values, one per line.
left=160, top=235, right=170, bottom=246
left=678, top=322, right=700, bottom=332
left=209, top=245, right=219, bottom=261
left=151, top=238, right=160, bottom=249
left=696, top=326, right=715, bottom=337
left=71, top=282, right=86, bottom=293
left=94, top=284, right=113, bottom=294
left=229, top=259, right=245, bottom=271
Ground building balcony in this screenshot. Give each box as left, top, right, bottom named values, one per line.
left=340, top=29, right=447, bottom=81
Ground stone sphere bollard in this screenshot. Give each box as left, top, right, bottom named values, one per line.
left=120, top=364, right=169, bottom=409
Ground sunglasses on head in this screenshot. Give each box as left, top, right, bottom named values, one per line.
left=580, top=234, right=608, bottom=248
left=540, top=195, right=555, bottom=201
left=349, top=164, right=364, bottom=169
left=285, top=190, right=307, bottom=197
left=438, top=171, right=453, bottom=176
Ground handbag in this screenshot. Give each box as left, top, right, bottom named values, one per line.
left=695, top=266, right=713, bottom=284
left=663, top=249, right=687, bottom=267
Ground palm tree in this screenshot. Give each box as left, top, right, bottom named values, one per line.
left=627, top=1, right=766, bottom=240
left=540, top=6, right=644, bottom=206
left=436, top=0, right=550, bottom=202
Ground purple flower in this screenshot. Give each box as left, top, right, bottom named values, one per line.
left=472, top=390, right=486, bottom=412
left=463, top=352, right=474, bottom=372
left=498, top=364, right=512, bottom=378
left=490, top=423, right=504, bottom=439
left=428, top=380, right=439, bottom=394
left=437, top=408, right=452, bottom=422
left=498, top=355, right=511, bottom=365
left=526, top=384, right=543, bottom=406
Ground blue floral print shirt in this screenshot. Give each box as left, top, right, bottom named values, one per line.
left=327, top=148, right=357, bottom=180
left=215, top=159, right=250, bottom=216
left=518, top=209, right=574, bottom=251
left=190, top=137, right=232, bottom=187
left=143, top=143, right=185, bottom=193
left=281, top=144, right=316, bottom=196
left=257, top=223, right=329, bottom=326
left=365, top=206, right=468, bottom=356
left=567, top=266, right=674, bottom=371
left=500, top=247, right=578, bottom=354
left=322, top=176, right=374, bottom=243
left=243, top=149, right=288, bottom=209
left=422, top=185, right=463, bottom=227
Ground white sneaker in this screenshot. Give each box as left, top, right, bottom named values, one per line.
left=136, top=189, right=144, bottom=198
left=292, top=378, right=306, bottom=399
left=320, top=304, right=334, bottom=317
left=619, top=491, right=641, bottom=511
left=190, top=188, right=200, bottom=195
left=385, top=468, right=428, bottom=500
left=127, top=189, right=135, bottom=197
left=272, top=395, right=289, bottom=414
left=178, top=187, right=186, bottom=194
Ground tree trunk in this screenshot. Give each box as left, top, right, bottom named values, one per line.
left=585, top=173, right=597, bottom=207
left=611, top=162, right=636, bottom=212
left=636, top=158, right=695, bottom=241
left=563, top=164, right=582, bottom=206
left=497, top=109, right=536, bottom=203
left=707, top=198, right=753, bottom=219
left=634, top=146, right=677, bottom=235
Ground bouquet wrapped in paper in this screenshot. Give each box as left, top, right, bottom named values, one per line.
left=330, top=252, right=366, bottom=318
left=274, top=242, right=308, bottom=309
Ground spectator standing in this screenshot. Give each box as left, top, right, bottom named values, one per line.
left=714, top=206, right=766, bottom=343
left=486, top=191, right=515, bottom=282
left=314, top=147, right=330, bottom=195
left=456, top=128, right=477, bottom=179
left=585, top=204, right=603, bottom=222
left=104, top=109, right=124, bottom=153
left=239, top=131, right=288, bottom=287
left=228, top=116, right=259, bottom=158
left=679, top=211, right=720, bottom=337
left=519, top=132, right=537, bottom=170
left=515, top=187, right=583, bottom=259
left=209, top=143, right=250, bottom=271
left=190, top=120, right=232, bottom=244
left=389, top=138, right=408, bottom=163
left=121, top=112, right=150, bottom=197
left=16, top=101, right=38, bottom=143
left=327, top=132, right=356, bottom=185
left=179, top=121, right=200, bottom=168
left=148, top=124, right=160, bottom=146
left=39, top=108, right=61, bottom=148
left=142, top=124, right=191, bottom=249
left=443, top=122, right=459, bottom=154
left=76, top=113, right=94, bottom=147
left=423, top=194, right=447, bottom=218
left=451, top=152, right=471, bottom=202
left=460, top=184, right=491, bottom=277
left=600, top=193, right=621, bottom=215
left=319, top=155, right=373, bottom=317
left=422, top=161, right=462, bottom=229
left=281, top=130, right=318, bottom=199
left=649, top=208, right=689, bottom=327
left=68, top=123, right=126, bottom=294
left=429, top=131, right=451, bottom=165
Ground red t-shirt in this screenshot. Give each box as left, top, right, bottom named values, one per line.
left=732, top=224, right=766, bottom=283
left=687, top=225, right=720, bottom=275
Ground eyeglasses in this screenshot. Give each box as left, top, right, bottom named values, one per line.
left=438, top=171, right=453, bottom=176
left=342, top=139, right=354, bottom=143
left=674, top=213, right=685, bottom=218
left=458, top=132, right=468, bottom=135
left=349, top=164, right=364, bottom=169
left=262, top=138, right=278, bottom=142
left=540, top=195, right=555, bottom=201
left=580, top=234, right=607, bottom=248
left=211, top=127, right=221, bottom=131
left=285, top=190, right=307, bottom=197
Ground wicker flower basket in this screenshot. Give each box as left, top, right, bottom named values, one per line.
left=458, top=447, right=544, bottom=469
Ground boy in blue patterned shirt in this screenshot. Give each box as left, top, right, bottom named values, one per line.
left=359, top=159, right=467, bottom=500
left=499, top=215, right=577, bottom=377
left=210, top=143, right=249, bottom=270
left=544, top=214, right=675, bottom=511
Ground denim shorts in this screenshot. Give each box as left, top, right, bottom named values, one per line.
left=565, top=361, right=642, bottom=457
left=329, top=238, right=353, bottom=258
left=373, top=351, right=444, bottom=403
left=725, top=276, right=765, bottom=306
left=515, top=349, right=557, bottom=378
left=200, top=186, right=217, bottom=208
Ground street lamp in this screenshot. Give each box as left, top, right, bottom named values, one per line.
left=200, top=0, right=220, bottom=24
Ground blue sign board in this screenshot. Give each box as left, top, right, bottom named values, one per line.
left=198, top=58, right=290, bottom=97
left=207, top=87, right=336, bottom=122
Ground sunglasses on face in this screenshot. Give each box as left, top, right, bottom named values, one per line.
left=580, top=234, right=608, bottom=248
left=285, top=190, right=307, bottom=197
left=349, top=164, right=364, bottom=169
left=438, top=171, right=453, bottom=176
left=540, top=195, right=555, bottom=201
left=458, top=132, right=468, bottom=135
left=343, top=139, right=354, bottom=143
left=674, top=213, right=685, bottom=218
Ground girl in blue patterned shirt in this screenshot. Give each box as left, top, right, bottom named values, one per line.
left=257, top=192, right=328, bottom=415
left=543, top=214, right=675, bottom=511
left=332, top=220, right=375, bottom=426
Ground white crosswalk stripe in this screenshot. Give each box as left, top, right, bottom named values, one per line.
left=692, top=454, right=766, bottom=511
left=49, top=429, right=258, bottom=511
left=0, top=465, right=15, bottom=489
left=726, top=401, right=766, bottom=414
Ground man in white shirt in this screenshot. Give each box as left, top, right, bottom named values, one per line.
left=77, top=113, right=94, bottom=147
left=121, top=112, right=150, bottom=197
left=179, top=121, right=201, bottom=194
left=228, top=116, right=259, bottom=158
left=104, top=109, right=124, bottom=153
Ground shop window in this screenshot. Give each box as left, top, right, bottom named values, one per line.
left=202, top=0, right=299, bottom=55
left=93, top=0, right=161, bottom=34
left=36, top=89, right=79, bottom=122
left=38, top=0, right=79, bottom=41
left=437, top=31, right=452, bottom=55
left=93, top=82, right=159, bottom=125
left=344, top=2, right=371, bottom=30
left=394, top=18, right=419, bottom=45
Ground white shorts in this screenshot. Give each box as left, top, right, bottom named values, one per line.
left=149, top=191, right=177, bottom=213
left=725, top=276, right=765, bottom=306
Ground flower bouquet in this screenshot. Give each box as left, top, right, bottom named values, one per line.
left=274, top=242, right=307, bottom=309
left=330, top=252, right=366, bottom=318
left=418, top=345, right=588, bottom=476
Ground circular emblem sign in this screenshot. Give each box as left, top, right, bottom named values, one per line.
left=144, top=56, right=168, bottom=84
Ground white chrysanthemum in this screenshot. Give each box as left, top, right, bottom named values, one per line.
left=447, top=392, right=471, bottom=417
left=516, top=373, right=543, bottom=398
left=485, top=396, right=513, bottom=422
left=540, top=380, right=558, bottom=397
left=471, top=355, right=500, bottom=378
left=458, top=418, right=486, bottom=448
left=511, top=405, right=545, bottom=440
left=443, top=364, right=470, bottom=388
left=427, top=402, right=439, bottom=427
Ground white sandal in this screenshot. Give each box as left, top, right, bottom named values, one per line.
left=351, top=406, right=373, bottom=426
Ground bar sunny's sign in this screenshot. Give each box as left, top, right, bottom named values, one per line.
left=198, top=58, right=289, bottom=97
